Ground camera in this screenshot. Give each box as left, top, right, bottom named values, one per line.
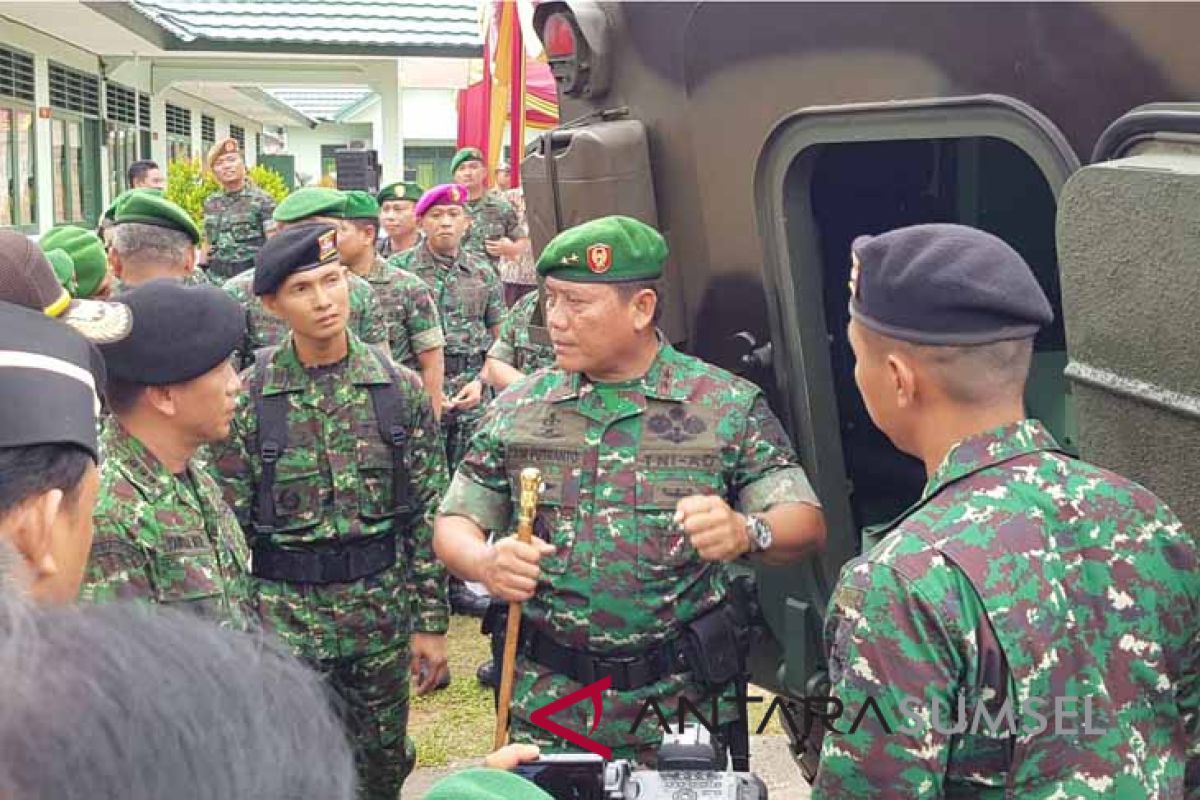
left=512, top=725, right=768, bottom=800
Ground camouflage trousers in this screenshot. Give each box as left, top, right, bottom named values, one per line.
left=323, top=642, right=414, bottom=800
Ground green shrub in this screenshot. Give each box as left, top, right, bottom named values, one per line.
left=165, top=159, right=291, bottom=238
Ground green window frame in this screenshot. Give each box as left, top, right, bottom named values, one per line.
left=105, top=81, right=143, bottom=198
left=1, top=45, right=37, bottom=231
left=165, top=102, right=192, bottom=163
left=201, top=113, right=215, bottom=153
left=405, top=145, right=455, bottom=187
left=48, top=61, right=102, bottom=226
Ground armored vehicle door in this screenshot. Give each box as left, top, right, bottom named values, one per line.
left=1057, top=103, right=1200, bottom=535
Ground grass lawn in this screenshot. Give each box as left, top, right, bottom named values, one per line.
left=408, top=615, right=788, bottom=767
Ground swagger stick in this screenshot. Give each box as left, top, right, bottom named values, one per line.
left=494, top=467, right=543, bottom=749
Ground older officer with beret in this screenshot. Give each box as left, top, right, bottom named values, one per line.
left=211, top=223, right=450, bottom=798
left=202, top=137, right=276, bottom=281
left=813, top=223, right=1199, bottom=798
left=80, top=280, right=253, bottom=628
left=106, top=190, right=205, bottom=288
left=436, top=215, right=826, bottom=761
left=0, top=302, right=107, bottom=603
left=221, top=187, right=387, bottom=369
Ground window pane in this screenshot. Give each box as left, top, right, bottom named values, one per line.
left=69, top=121, right=83, bottom=222
left=17, top=110, right=35, bottom=226
left=0, top=108, right=12, bottom=227
left=52, top=119, right=66, bottom=222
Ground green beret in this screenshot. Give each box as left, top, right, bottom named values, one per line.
left=254, top=222, right=340, bottom=296
left=103, top=188, right=160, bottom=223
left=273, top=187, right=346, bottom=223
left=451, top=147, right=484, bottom=174
left=376, top=181, right=424, bottom=204
left=536, top=215, right=667, bottom=283
left=342, top=190, right=380, bottom=221
left=102, top=280, right=245, bottom=385
left=113, top=189, right=201, bottom=244
left=40, top=226, right=109, bottom=299
left=423, top=769, right=552, bottom=800
left=44, top=249, right=77, bottom=294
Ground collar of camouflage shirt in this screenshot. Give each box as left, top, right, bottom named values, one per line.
left=261, top=333, right=392, bottom=398
left=102, top=418, right=202, bottom=510
left=541, top=338, right=690, bottom=405
left=922, top=418, right=1061, bottom=502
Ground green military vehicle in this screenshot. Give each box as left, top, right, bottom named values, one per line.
left=520, top=0, right=1200, bottom=773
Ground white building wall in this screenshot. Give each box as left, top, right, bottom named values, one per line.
left=283, top=122, right=373, bottom=186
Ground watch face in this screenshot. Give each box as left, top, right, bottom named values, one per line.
left=751, top=516, right=772, bottom=551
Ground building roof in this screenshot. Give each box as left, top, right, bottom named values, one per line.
left=106, top=0, right=482, bottom=56
left=267, top=87, right=374, bottom=122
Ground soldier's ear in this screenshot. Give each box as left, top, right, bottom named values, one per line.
left=108, top=247, right=124, bottom=279
left=143, top=384, right=178, bottom=418
left=887, top=352, right=918, bottom=409
left=4, top=488, right=64, bottom=582
left=630, top=287, right=658, bottom=332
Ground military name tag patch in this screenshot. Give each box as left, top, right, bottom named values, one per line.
left=586, top=243, right=613, bottom=273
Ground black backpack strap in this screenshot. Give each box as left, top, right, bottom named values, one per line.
left=251, top=346, right=287, bottom=535
left=365, top=345, right=414, bottom=522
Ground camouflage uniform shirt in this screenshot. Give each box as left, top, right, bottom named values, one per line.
left=439, top=342, right=819, bottom=757
left=406, top=243, right=503, bottom=397
left=360, top=255, right=445, bottom=372
left=202, top=183, right=276, bottom=281
left=488, top=289, right=556, bottom=374
left=211, top=332, right=450, bottom=658
left=462, top=192, right=525, bottom=273
left=82, top=419, right=253, bottom=628
left=814, top=419, right=1200, bottom=799
left=223, top=267, right=388, bottom=369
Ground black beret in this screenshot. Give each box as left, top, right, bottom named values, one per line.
left=849, top=223, right=1053, bottom=345
left=253, top=222, right=340, bottom=296
left=0, top=301, right=105, bottom=461
left=102, top=280, right=245, bottom=385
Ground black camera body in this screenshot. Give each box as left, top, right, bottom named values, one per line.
left=512, top=725, right=768, bottom=800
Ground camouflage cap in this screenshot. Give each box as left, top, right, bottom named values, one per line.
left=253, top=222, right=340, bottom=296
left=206, top=137, right=240, bottom=170
left=376, top=181, right=424, bottom=204
left=451, top=147, right=485, bottom=174
left=414, top=183, right=468, bottom=217
left=536, top=215, right=667, bottom=283
left=341, top=190, right=380, bottom=221
left=273, top=187, right=347, bottom=224
left=423, top=769, right=552, bottom=800
left=39, top=226, right=110, bottom=299
left=849, top=223, right=1053, bottom=345
left=112, top=189, right=201, bottom=244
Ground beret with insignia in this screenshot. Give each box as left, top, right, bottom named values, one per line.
left=414, top=183, right=469, bottom=217
left=39, top=226, right=110, bottom=299
left=850, top=223, right=1053, bottom=346
left=273, top=187, right=347, bottom=224
left=206, top=137, right=240, bottom=171
left=0, top=301, right=107, bottom=462
left=112, top=189, right=201, bottom=244
left=342, top=190, right=380, bottom=221
left=101, top=279, right=245, bottom=385
left=377, top=181, right=424, bottom=204
left=0, top=230, right=130, bottom=344
left=536, top=215, right=667, bottom=283
left=253, top=222, right=341, bottom=296
left=451, top=147, right=485, bottom=174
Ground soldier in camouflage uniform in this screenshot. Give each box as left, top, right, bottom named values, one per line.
left=435, top=216, right=826, bottom=761
left=339, top=190, right=446, bottom=414
left=202, top=138, right=276, bottom=282
left=482, top=286, right=557, bottom=392
left=223, top=188, right=388, bottom=369
left=81, top=281, right=252, bottom=628
left=376, top=181, right=423, bottom=262
left=813, top=224, right=1199, bottom=798
left=409, top=183, right=505, bottom=470
left=101, top=191, right=205, bottom=290
left=211, top=223, right=449, bottom=799
left=451, top=148, right=529, bottom=276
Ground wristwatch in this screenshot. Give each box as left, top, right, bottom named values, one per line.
left=744, top=513, right=773, bottom=554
